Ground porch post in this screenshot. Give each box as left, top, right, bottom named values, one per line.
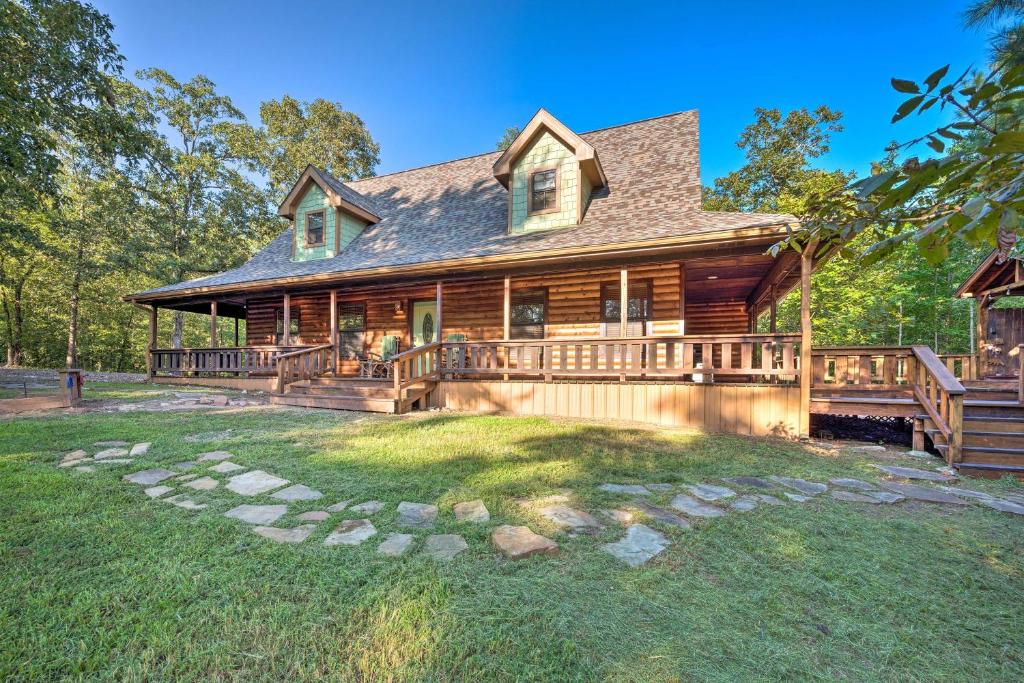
left=769, top=285, right=777, bottom=333
left=799, top=241, right=817, bottom=439
left=283, top=293, right=291, bottom=346
left=678, top=263, right=686, bottom=335
left=747, top=304, right=756, bottom=333
left=503, top=275, right=511, bottom=340
left=234, top=317, right=239, bottom=347
left=619, top=268, right=628, bottom=335
left=330, top=289, right=338, bottom=373
left=436, top=281, right=443, bottom=341
left=210, top=301, right=218, bottom=347
left=147, top=305, right=157, bottom=377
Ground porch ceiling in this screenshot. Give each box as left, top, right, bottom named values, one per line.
left=684, top=254, right=775, bottom=303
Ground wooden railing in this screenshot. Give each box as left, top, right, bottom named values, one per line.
left=810, top=346, right=914, bottom=388
left=437, top=334, right=803, bottom=382
left=151, top=346, right=310, bottom=376
left=937, top=353, right=978, bottom=381
left=1018, top=345, right=1024, bottom=404
left=392, top=342, right=441, bottom=399
left=911, top=345, right=965, bottom=464
left=276, top=344, right=333, bottom=393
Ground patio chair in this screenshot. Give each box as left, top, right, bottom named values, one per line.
left=359, top=335, right=400, bottom=379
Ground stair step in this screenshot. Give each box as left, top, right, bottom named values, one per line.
left=271, top=393, right=398, bottom=413
left=963, top=430, right=1024, bottom=449
left=288, top=381, right=396, bottom=399
left=954, top=462, right=1024, bottom=480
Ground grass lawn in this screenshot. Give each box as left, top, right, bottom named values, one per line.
left=1, top=387, right=1023, bottom=681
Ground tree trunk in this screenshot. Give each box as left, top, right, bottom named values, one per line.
left=66, top=240, right=84, bottom=368
left=2, top=265, right=34, bottom=367
left=171, top=310, right=184, bottom=349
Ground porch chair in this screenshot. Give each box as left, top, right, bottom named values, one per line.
left=358, top=335, right=400, bottom=379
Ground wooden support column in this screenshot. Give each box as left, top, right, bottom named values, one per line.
left=329, top=289, right=338, bottom=374
left=502, top=276, right=511, bottom=340
left=209, top=301, right=218, bottom=348
left=619, top=268, right=628, bottom=382
left=234, top=317, right=239, bottom=347
left=678, top=263, right=686, bottom=335
left=282, top=293, right=291, bottom=347
left=769, top=285, right=778, bottom=333
left=435, top=281, right=443, bottom=342
left=747, top=305, right=756, bottom=333
left=799, top=241, right=818, bottom=439
left=976, top=295, right=988, bottom=377
left=146, top=306, right=158, bottom=377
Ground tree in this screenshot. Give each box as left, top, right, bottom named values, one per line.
left=496, top=126, right=521, bottom=151
left=965, top=0, right=1024, bottom=66
left=241, top=95, right=380, bottom=198
left=702, top=106, right=849, bottom=214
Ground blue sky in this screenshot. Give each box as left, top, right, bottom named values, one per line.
left=93, top=0, right=990, bottom=184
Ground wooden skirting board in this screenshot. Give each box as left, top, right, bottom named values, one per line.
left=150, top=376, right=277, bottom=392
left=433, top=380, right=801, bottom=437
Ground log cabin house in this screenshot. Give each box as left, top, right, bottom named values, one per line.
left=126, top=109, right=1024, bottom=477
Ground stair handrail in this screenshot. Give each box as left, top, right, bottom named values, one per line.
left=1017, top=344, right=1023, bottom=405
left=391, top=342, right=441, bottom=400
left=275, top=343, right=334, bottom=393
left=910, top=345, right=965, bottom=465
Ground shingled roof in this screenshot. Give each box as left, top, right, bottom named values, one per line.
left=132, top=110, right=797, bottom=299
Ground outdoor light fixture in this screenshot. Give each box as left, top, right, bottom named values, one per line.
left=395, top=301, right=404, bottom=314
left=707, top=275, right=718, bottom=280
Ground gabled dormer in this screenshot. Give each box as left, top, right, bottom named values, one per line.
left=278, top=165, right=380, bottom=261
left=493, top=109, right=607, bottom=234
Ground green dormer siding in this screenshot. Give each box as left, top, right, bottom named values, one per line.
left=292, top=184, right=368, bottom=261
left=509, top=131, right=579, bottom=234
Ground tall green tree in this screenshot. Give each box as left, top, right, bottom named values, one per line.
left=496, top=126, right=521, bottom=151
left=965, top=0, right=1024, bottom=66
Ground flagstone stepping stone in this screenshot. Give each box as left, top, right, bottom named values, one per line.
left=326, top=500, right=354, bottom=513
left=670, top=494, right=726, bottom=518
left=95, top=459, right=134, bottom=465
left=937, top=486, right=996, bottom=502
left=173, top=461, right=198, bottom=471
left=225, top=504, right=288, bottom=525
left=1004, top=494, right=1024, bottom=507
left=831, top=490, right=882, bottom=504
left=730, top=496, right=759, bottom=512
left=397, top=502, right=439, bottom=529
left=981, top=499, right=1024, bottom=515
left=271, top=484, right=323, bottom=502
left=598, top=484, right=650, bottom=495
left=184, top=476, right=218, bottom=491
left=59, top=450, right=88, bottom=467
left=297, top=510, right=330, bottom=522
left=685, top=484, right=736, bottom=501
left=324, top=519, right=377, bottom=546
left=377, top=533, right=415, bottom=557
left=349, top=500, right=385, bottom=515
left=123, top=468, right=176, bottom=485
left=632, top=500, right=691, bottom=528
left=517, top=491, right=572, bottom=507
left=603, top=524, right=670, bottom=567
left=94, top=440, right=128, bottom=447
left=144, top=485, right=174, bottom=498
left=209, top=461, right=245, bottom=474
left=129, top=443, right=151, bottom=456
left=784, top=492, right=811, bottom=503
left=874, top=465, right=956, bottom=482
left=176, top=473, right=199, bottom=482
left=196, top=450, right=234, bottom=462
left=830, top=478, right=878, bottom=491
left=877, top=481, right=969, bottom=505
left=253, top=524, right=317, bottom=544
left=453, top=500, right=490, bottom=523
left=723, top=476, right=776, bottom=490
left=768, top=476, right=827, bottom=495
left=645, top=483, right=675, bottom=492
left=754, top=494, right=786, bottom=506
left=865, top=491, right=905, bottom=503
left=601, top=508, right=636, bottom=525
left=424, top=534, right=468, bottom=561
left=226, top=470, right=289, bottom=496
left=95, top=448, right=130, bottom=460
left=905, top=450, right=932, bottom=458
left=164, top=494, right=207, bottom=511
left=74, top=465, right=95, bottom=473
left=492, top=525, right=558, bottom=559
left=847, top=444, right=887, bottom=451
left=536, top=505, right=603, bottom=533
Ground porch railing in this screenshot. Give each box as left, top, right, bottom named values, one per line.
left=393, top=342, right=441, bottom=399
left=276, top=344, right=334, bottom=392
left=937, top=353, right=978, bottom=381
left=910, top=345, right=965, bottom=464
left=150, top=346, right=310, bottom=376
left=810, top=346, right=915, bottom=388
left=437, top=334, right=803, bottom=382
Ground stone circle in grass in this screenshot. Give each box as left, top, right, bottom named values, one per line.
left=877, top=481, right=969, bottom=505
left=225, top=470, right=289, bottom=496
left=686, top=484, right=736, bottom=501
left=271, top=484, right=323, bottom=502
left=95, top=448, right=130, bottom=460
left=129, top=443, right=151, bottom=456
left=324, top=519, right=377, bottom=546
left=602, top=524, right=669, bottom=567
left=397, top=502, right=439, bottom=529
left=453, top=500, right=489, bottom=523
left=297, top=511, right=330, bottom=522
left=209, top=461, right=245, bottom=474
left=830, top=478, right=878, bottom=491
left=253, top=524, right=317, bottom=544
left=537, top=505, right=604, bottom=533
left=196, top=450, right=234, bottom=462
left=184, top=476, right=218, bottom=491
left=670, top=494, right=726, bottom=518
left=377, top=533, right=414, bottom=557
left=123, top=468, right=176, bottom=486
left=348, top=500, right=385, bottom=515
left=491, top=525, right=558, bottom=560
left=225, top=504, right=288, bottom=525
left=424, top=534, right=468, bottom=561
left=874, top=465, right=956, bottom=482
left=768, top=476, right=828, bottom=496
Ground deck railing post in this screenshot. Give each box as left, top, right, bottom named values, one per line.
left=799, top=239, right=818, bottom=439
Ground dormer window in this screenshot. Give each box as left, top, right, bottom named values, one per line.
left=529, top=169, right=559, bottom=214
left=305, top=210, right=325, bottom=246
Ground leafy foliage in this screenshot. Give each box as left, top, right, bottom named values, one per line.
left=496, top=126, right=521, bottom=151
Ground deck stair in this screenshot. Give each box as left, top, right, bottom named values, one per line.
left=270, top=377, right=435, bottom=413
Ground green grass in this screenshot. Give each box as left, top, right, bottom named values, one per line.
left=1, top=387, right=1023, bottom=681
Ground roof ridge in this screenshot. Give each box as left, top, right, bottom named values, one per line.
left=350, top=110, right=698, bottom=186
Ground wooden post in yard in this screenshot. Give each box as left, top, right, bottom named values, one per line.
left=209, top=301, right=218, bottom=347
left=282, top=293, right=291, bottom=347
left=329, top=289, right=338, bottom=374
left=147, top=306, right=157, bottom=377
left=799, top=240, right=818, bottom=439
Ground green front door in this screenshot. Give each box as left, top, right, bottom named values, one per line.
left=412, top=301, right=438, bottom=347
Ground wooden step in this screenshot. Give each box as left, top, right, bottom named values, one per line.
left=965, top=389, right=1021, bottom=402
left=963, top=430, right=1024, bottom=450
left=964, top=415, right=1024, bottom=430
left=303, top=377, right=392, bottom=388
left=810, top=396, right=918, bottom=418
left=955, top=461, right=1024, bottom=480
left=287, top=381, right=396, bottom=399
left=271, top=393, right=398, bottom=413
left=959, top=445, right=1024, bottom=466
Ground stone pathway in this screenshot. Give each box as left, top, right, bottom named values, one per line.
left=271, top=484, right=322, bottom=501
left=225, top=470, right=289, bottom=496
left=396, top=502, right=438, bottom=529
left=377, top=533, right=415, bottom=557
left=874, top=465, right=956, bottom=482
left=602, top=524, right=670, bottom=567
left=325, top=519, right=377, bottom=546
left=424, top=534, right=468, bottom=561
left=492, top=525, right=558, bottom=559
left=453, top=500, right=489, bottom=523
left=670, top=494, right=727, bottom=518
left=254, top=525, right=317, bottom=544
left=536, top=505, right=603, bottom=533
left=225, top=504, right=288, bottom=525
